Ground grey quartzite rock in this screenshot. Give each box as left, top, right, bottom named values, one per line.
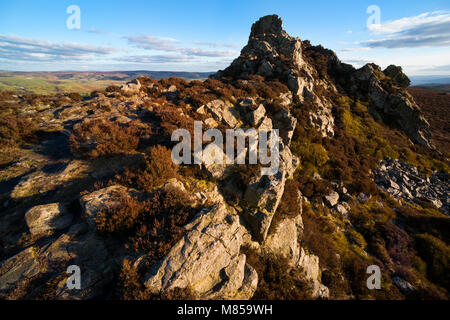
left=374, top=158, right=449, bottom=215
left=25, top=203, right=72, bottom=235
left=144, top=202, right=257, bottom=299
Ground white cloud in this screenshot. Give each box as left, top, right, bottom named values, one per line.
left=194, top=41, right=238, bottom=48
left=363, top=11, right=450, bottom=48
left=367, top=11, right=450, bottom=34
left=339, top=47, right=371, bottom=53
left=125, top=34, right=239, bottom=58
left=182, top=48, right=238, bottom=57
left=0, top=34, right=116, bottom=62
left=116, top=54, right=196, bottom=64
left=125, top=35, right=180, bottom=51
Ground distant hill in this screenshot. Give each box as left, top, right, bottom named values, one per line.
left=410, top=75, right=450, bottom=85
left=0, top=71, right=213, bottom=95
left=412, top=83, right=450, bottom=93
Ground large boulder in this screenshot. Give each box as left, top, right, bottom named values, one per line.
left=324, top=191, right=339, bottom=207
left=25, top=203, right=73, bottom=236
left=0, top=246, right=41, bottom=293
left=144, top=203, right=257, bottom=299
left=262, top=190, right=303, bottom=262
left=120, top=79, right=142, bottom=95
left=272, top=109, right=298, bottom=145
left=296, top=248, right=329, bottom=298
left=243, top=146, right=299, bottom=242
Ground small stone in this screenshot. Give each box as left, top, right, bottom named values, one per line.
left=393, top=276, right=416, bottom=292
left=204, top=118, right=218, bottom=128
left=324, top=191, right=339, bottom=207
left=246, top=104, right=266, bottom=126
left=357, top=192, right=371, bottom=203
left=430, top=199, right=443, bottom=209
left=336, top=204, right=348, bottom=215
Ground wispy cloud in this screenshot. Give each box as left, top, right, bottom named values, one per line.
left=125, top=35, right=180, bottom=51
left=125, top=34, right=239, bottom=57
left=87, top=29, right=109, bottom=34
left=362, top=11, right=450, bottom=48
left=339, top=47, right=371, bottom=53
left=182, top=48, right=238, bottom=57
left=116, top=54, right=196, bottom=64
left=194, top=41, right=238, bottom=48
left=0, top=35, right=116, bottom=62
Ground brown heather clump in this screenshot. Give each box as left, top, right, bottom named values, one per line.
left=126, top=186, right=197, bottom=259
left=242, top=248, right=313, bottom=300
left=69, top=119, right=150, bottom=159
left=0, top=114, right=38, bottom=148
left=93, top=181, right=197, bottom=264
left=66, top=92, right=83, bottom=101
left=159, top=77, right=188, bottom=89
left=117, top=145, right=179, bottom=193
left=152, top=104, right=194, bottom=138
left=118, top=258, right=151, bottom=300
left=94, top=189, right=146, bottom=235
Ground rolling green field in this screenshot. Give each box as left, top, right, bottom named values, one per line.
left=0, top=71, right=212, bottom=95
left=0, top=74, right=125, bottom=95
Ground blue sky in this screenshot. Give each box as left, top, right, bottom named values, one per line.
left=1, top=0, right=449, bottom=75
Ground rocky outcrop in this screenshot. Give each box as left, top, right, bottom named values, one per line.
left=2, top=14, right=407, bottom=301
left=214, top=15, right=305, bottom=80
left=350, top=64, right=433, bottom=148
left=212, top=15, right=336, bottom=139
left=383, top=65, right=410, bottom=88
left=374, top=158, right=449, bottom=215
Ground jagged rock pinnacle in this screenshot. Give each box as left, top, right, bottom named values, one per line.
left=212, top=14, right=303, bottom=81
left=250, top=14, right=284, bottom=38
